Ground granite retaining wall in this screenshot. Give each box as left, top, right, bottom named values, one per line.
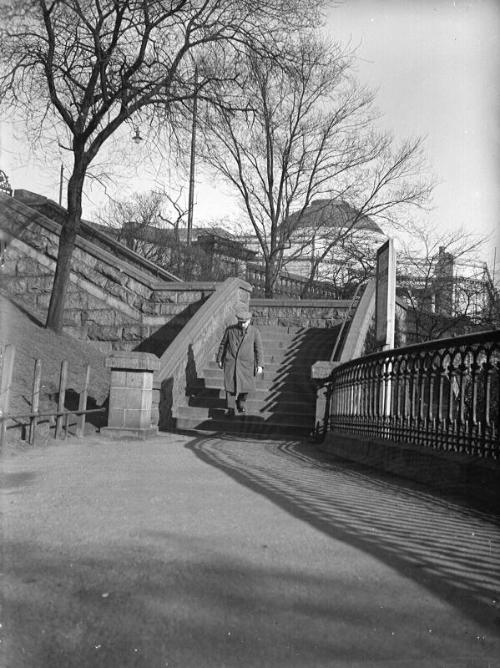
left=0, top=192, right=217, bottom=352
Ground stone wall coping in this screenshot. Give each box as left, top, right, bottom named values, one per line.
left=250, top=298, right=353, bottom=308
left=151, top=281, right=220, bottom=292
left=105, top=351, right=160, bottom=371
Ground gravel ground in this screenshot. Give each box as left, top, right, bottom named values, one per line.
left=1, top=433, right=499, bottom=667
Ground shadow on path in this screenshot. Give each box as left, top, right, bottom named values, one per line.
left=186, top=434, right=500, bottom=634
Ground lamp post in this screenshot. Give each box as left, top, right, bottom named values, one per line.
left=187, top=66, right=198, bottom=248
left=58, top=164, right=64, bottom=205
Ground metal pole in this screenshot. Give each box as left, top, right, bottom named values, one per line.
left=492, top=246, right=497, bottom=287
left=187, top=66, right=198, bottom=248
left=59, top=164, right=64, bottom=206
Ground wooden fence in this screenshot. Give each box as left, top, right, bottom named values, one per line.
left=0, top=344, right=105, bottom=447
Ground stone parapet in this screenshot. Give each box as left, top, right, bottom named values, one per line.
left=311, top=361, right=341, bottom=439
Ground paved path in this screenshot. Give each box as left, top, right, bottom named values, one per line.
left=1, top=433, right=499, bottom=667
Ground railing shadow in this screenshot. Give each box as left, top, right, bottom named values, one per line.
left=260, top=327, right=340, bottom=417
left=186, top=434, right=500, bottom=632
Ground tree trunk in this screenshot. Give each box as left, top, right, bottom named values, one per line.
left=264, top=257, right=278, bottom=298
left=45, top=165, right=85, bottom=333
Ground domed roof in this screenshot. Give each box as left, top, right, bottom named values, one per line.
left=285, top=199, right=383, bottom=234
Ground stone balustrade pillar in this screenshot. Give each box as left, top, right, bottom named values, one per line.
left=102, top=352, right=160, bottom=440
left=311, top=361, right=340, bottom=440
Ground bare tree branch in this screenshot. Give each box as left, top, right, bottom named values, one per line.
left=0, top=0, right=323, bottom=330
left=199, top=37, right=433, bottom=296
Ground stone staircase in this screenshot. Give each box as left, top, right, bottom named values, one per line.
left=175, top=324, right=341, bottom=437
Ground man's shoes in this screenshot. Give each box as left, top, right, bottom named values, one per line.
left=237, top=404, right=246, bottom=414
left=227, top=408, right=236, bottom=417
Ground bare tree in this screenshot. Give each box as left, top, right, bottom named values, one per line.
left=96, top=189, right=236, bottom=280
left=0, top=0, right=322, bottom=331
left=396, top=224, right=497, bottom=340
left=97, top=189, right=187, bottom=251
left=200, top=37, right=433, bottom=297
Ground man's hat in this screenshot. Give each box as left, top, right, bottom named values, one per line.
left=235, top=307, right=252, bottom=321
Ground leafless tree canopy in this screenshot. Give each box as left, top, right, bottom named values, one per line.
left=396, top=224, right=497, bottom=340
left=200, top=37, right=433, bottom=296
left=0, top=0, right=323, bottom=330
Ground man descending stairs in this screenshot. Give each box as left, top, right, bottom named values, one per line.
left=176, top=324, right=341, bottom=437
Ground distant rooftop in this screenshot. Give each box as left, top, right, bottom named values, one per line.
left=285, top=199, right=383, bottom=234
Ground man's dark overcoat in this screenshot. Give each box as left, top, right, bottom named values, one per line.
left=217, top=324, right=264, bottom=394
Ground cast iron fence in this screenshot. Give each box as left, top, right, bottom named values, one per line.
left=322, top=329, right=500, bottom=459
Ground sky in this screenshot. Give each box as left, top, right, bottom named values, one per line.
left=1, top=0, right=499, bottom=272
left=325, top=0, right=500, bottom=272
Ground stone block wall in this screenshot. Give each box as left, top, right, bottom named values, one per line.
left=0, top=193, right=217, bottom=353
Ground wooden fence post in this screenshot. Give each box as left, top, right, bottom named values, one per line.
left=55, top=360, right=68, bottom=440
left=77, top=364, right=90, bottom=438
left=0, top=344, right=16, bottom=448
left=29, top=359, right=42, bottom=445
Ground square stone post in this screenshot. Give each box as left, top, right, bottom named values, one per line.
left=311, top=361, right=340, bottom=440
left=101, top=352, right=160, bottom=440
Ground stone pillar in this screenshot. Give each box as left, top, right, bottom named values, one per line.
left=101, top=352, right=160, bottom=440
left=311, top=361, right=340, bottom=439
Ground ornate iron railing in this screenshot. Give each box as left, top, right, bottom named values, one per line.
left=324, top=330, right=500, bottom=459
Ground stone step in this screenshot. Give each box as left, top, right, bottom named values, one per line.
left=258, top=330, right=336, bottom=345
left=206, top=352, right=330, bottom=367
left=204, top=359, right=325, bottom=374
left=175, top=404, right=315, bottom=422
left=203, top=364, right=316, bottom=380
left=175, top=414, right=313, bottom=438
left=202, top=374, right=317, bottom=394
left=259, top=342, right=336, bottom=359
left=183, top=393, right=315, bottom=415
left=256, top=325, right=304, bottom=335
left=187, top=383, right=314, bottom=405
left=178, top=323, right=338, bottom=438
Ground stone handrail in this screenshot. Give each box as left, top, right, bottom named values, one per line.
left=337, top=280, right=375, bottom=362
left=155, top=276, right=252, bottom=429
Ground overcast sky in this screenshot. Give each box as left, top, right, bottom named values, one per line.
left=325, top=0, right=500, bottom=267
left=1, top=0, right=499, bottom=270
